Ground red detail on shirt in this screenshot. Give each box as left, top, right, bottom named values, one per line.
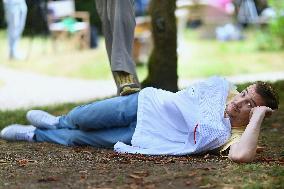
left=194, top=124, right=199, bottom=144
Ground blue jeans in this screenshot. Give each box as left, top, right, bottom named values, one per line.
left=35, top=93, right=139, bottom=148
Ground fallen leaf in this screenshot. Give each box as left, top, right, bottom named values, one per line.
left=185, top=181, right=192, bottom=185
left=203, top=154, right=210, bottom=159
left=38, top=176, right=59, bottom=182
left=18, top=159, right=28, bottom=167
left=271, top=123, right=281, bottom=128
left=164, top=158, right=175, bottom=163
left=133, top=171, right=149, bottom=177
left=256, top=157, right=279, bottom=163
left=121, top=160, right=131, bottom=164
left=129, top=174, right=143, bottom=180
left=278, top=157, right=284, bottom=162
left=222, top=186, right=235, bottom=189
left=256, top=146, right=265, bottom=153
left=200, top=183, right=215, bottom=188
left=80, top=175, right=87, bottom=180
left=82, top=150, right=92, bottom=155
left=196, top=166, right=216, bottom=171
left=188, top=172, right=197, bottom=177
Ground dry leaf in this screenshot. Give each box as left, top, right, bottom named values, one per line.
left=188, top=172, right=197, bottom=177
left=185, top=181, right=192, bottom=185
left=80, top=175, right=87, bottom=180
left=256, top=146, right=265, bottom=153
left=38, top=176, right=59, bottom=182
left=129, top=174, right=143, bottom=180
left=271, top=123, right=281, bottom=128
left=203, top=154, right=210, bottom=159
left=200, top=183, right=214, bottom=188
left=18, top=159, right=28, bottom=167
left=133, top=171, right=149, bottom=177
left=0, top=159, right=7, bottom=163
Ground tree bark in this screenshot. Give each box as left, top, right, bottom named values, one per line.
left=141, top=0, right=178, bottom=92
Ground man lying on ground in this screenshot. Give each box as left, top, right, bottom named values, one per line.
left=0, top=76, right=279, bottom=163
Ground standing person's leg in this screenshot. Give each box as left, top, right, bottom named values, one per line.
left=3, top=1, right=27, bottom=60
left=4, top=2, right=17, bottom=59
left=18, top=0, right=27, bottom=38
left=95, top=0, right=140, bottom=96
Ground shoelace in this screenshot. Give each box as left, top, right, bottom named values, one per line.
left=15, top=132, right=32, bottom=141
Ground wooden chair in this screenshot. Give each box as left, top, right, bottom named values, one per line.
left=47, top=0, right=90, bottom=50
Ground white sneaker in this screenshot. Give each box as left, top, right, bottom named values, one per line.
left=0, top=124, right=35, bottom=142
left=26, top=110, right=59, bottom=130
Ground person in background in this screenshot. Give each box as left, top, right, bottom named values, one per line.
left=135, top=0, right=150, bottom=16
left=3, top=0, right=27, bottom=60
left=95, top=0, right=140, bottom=96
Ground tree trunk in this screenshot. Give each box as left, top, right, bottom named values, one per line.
left=141, top=0, right=178, bottom=92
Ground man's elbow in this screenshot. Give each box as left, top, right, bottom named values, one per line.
left=228, top=151, right=256, bottom=163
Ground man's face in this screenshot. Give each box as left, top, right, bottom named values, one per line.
left=226, top=84, right=266, bottom=127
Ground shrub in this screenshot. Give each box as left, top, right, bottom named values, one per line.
left=257, top=0, right=284, bottom=51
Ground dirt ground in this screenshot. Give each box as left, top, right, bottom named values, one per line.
left=0, top=111, right=283, bottom=189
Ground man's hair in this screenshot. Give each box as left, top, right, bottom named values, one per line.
left=255, top=81, right=279, bottom=110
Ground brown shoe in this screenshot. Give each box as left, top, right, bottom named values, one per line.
left=114, top=72, right=140, bottom=96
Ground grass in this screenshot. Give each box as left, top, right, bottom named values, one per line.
left=0, top=28, right=283, bottom=82
left=178, top=30, right=284, bottom=78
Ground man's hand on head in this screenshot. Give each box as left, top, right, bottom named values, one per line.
left=249, top=106, right=274, bottom=120
left=229, top=106, right=274, bottom=163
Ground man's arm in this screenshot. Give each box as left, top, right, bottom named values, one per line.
left=228, top=106, right=273, bottom=163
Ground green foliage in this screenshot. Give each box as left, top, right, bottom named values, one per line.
left=257, top=0, right=284, bottom=50
left=0, top=110, right=28, bottom=129
left=256, top=29, right=282, bottom=51
left=256, top=16, right=284, bottom=51
left=269, top=16, right=284, bottom=48
left=268, top=0, right=284, bottom=10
